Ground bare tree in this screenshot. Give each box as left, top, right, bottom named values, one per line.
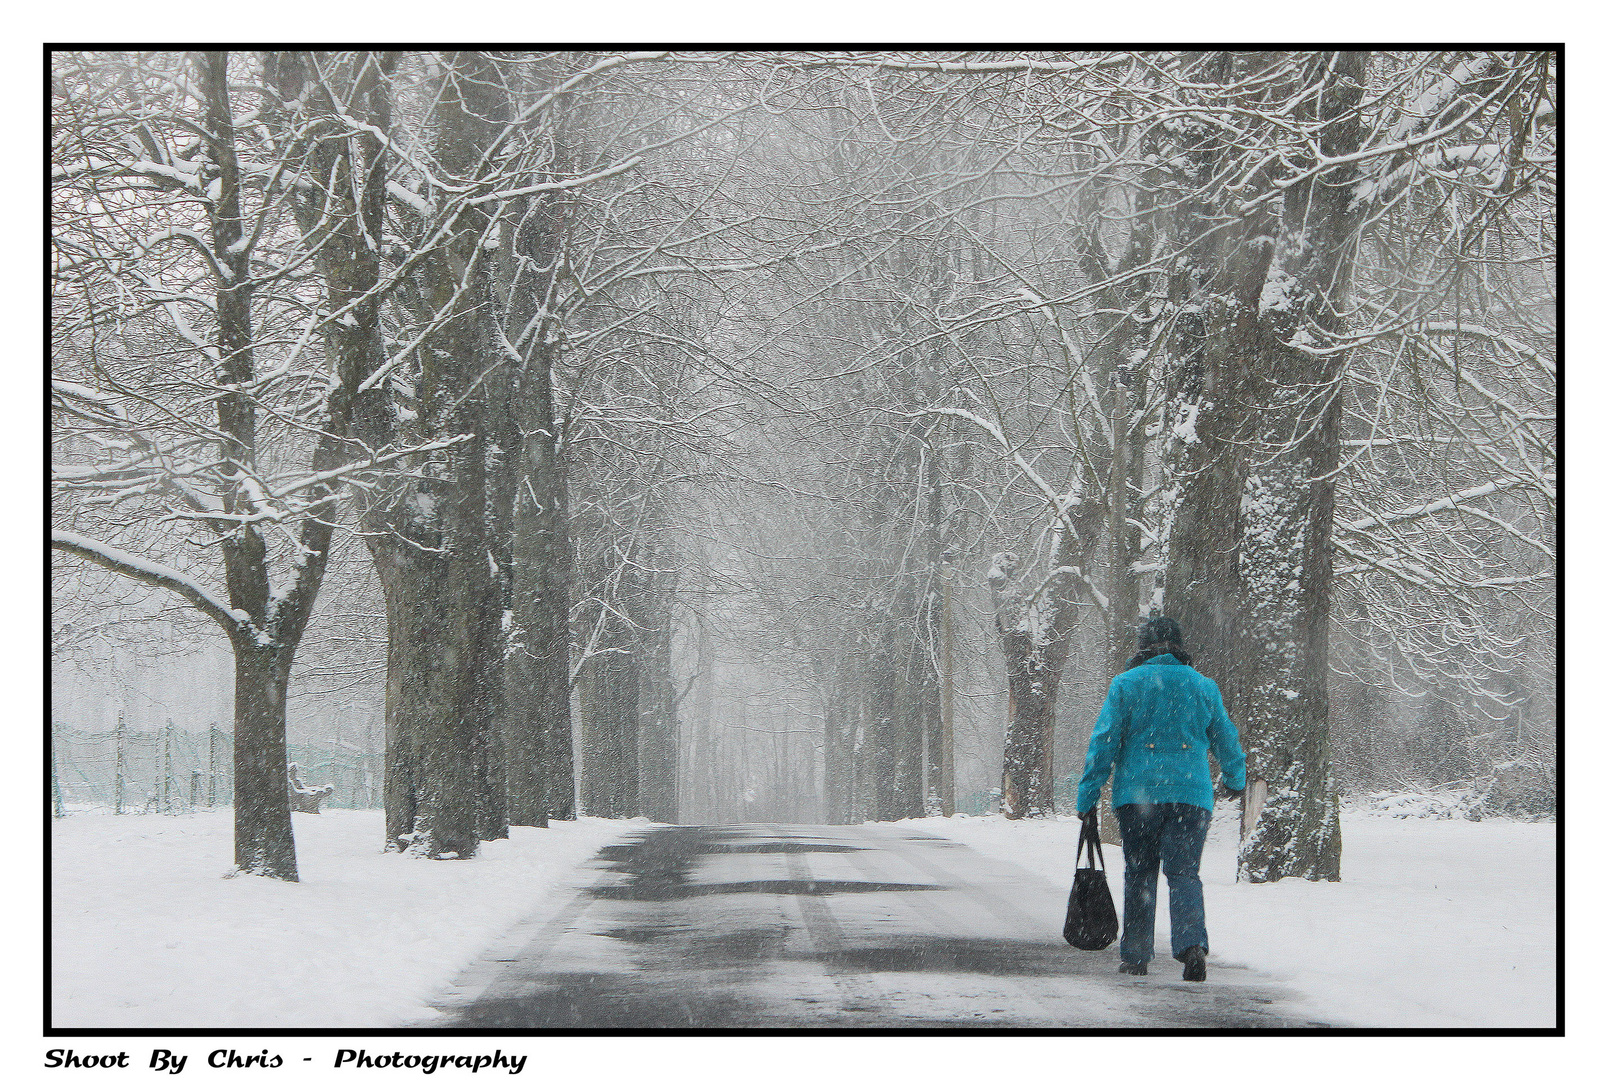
left=55, top=50, right=1553, bottom=867
left=52, top=51, right=415, bottom=878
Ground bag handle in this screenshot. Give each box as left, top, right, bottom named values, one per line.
left=1076, top=812, right=1106, bottom=872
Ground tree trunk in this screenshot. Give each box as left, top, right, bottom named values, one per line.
left=506, top=358, right=577, bottom=825
left=472, top=549, right=511, bottom=841
left=918, top=436, right=945, bottom=813
left=373, top=534, right=485, bottom=859
left=861, top=630, right=924, bottom=823
left=937, top=555, right=956, bottom=816
left=1235, top=339, right=1345, bottom=882
left=202, top=51, right=297, bottom=882
left=637, top=575, right=679, bottom=823
left=990, top=555, right=1068, bottom=819
left=685, top=617, right=716, bottom=823
left=1153, top=54, right=1286, bottom=717
left=496, top=86, right=581, bottom=827
left=578, top=627, right=642, bottom=819
left=892, top=650, right=926, bottom=821
left=366, top=283, right=506, bottom=857
left=864, top=649, right=897, bottom=821
left=1230, top=50, right=1363, bottom=882
left=1160, top=316, right=1252, bottom=714
left=575, top=547, right=660, bottom=819
left=231, top=644, right=298, bottom=880
left=989, top=501, right=1103, bottom=819
left=360, top=51, right=514, bottom=854
left=1105, top=373, right=1147, bottom=676
left=52, top=727, right=65, bottom=819
left=842, top=678, right=869, bottom=825
left=996, top=622, right=1062, bottom=819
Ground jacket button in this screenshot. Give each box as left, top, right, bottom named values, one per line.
left=1182, top=743, right=1190, bottom=749
left=1147, top=743, right=1154, bottom=749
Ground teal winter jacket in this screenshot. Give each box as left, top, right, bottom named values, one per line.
left=1075, top=653, right=1247, bottom=813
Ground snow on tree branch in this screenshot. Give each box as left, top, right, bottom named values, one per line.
left=51, top=529, right=250, bottom=636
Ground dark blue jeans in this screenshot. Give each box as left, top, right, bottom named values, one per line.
left=1113, top=802, right=1214, bottom=964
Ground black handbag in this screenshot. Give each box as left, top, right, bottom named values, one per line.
left=1062, top=813, right=1119, bottom=950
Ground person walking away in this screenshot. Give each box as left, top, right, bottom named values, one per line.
left=1075, top=617, right=1246, bottom=981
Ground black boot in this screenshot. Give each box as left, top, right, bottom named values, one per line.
left=1118, top=961, right=1148, bottom=975
left=1180, top=945, right=1206, bottom=982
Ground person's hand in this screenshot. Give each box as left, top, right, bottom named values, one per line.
left=1077, top=808, right=1097, bottom=823
left=1214, top=779, right=1245, bottom=802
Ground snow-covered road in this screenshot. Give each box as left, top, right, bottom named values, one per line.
left=421, top=823, right=1328, bottom=1028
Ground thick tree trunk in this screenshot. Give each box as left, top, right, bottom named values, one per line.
left=839, top=669, right=870, bottom=825
left=1235, top=345, right=1345, bottom=882
left=472, top=550, right=511, bottom=842
left=496, top=92, right=580, bottom=828
left=817, top=659, right=844, bottom=825
left=999, top=641, right=1060, bottom=819
left=578, top=630, right=642, bottom=818
left=863, top=651, right=897, bottom=821
left=356, top=51, right=513, bottom=854
left=990, top=553, right=1071, bottom=820
left=637, top=583, right=679, bottom=823
left=1229, top=51, right=1363, bottom=883
left=821, top=650, right=868, bottom=826
left=896, top=640, right=928, bottom=821
left=936, top=556, right=957, bottom=816
left=1232, top=339, right=1348, bottom=881
left=201, top=52, right=298, bottom=882
left=367, top=312, right=506, bottom=856
left=1105, top=373, right=1148, bottom=677
left=861, top=633, right=924, bottom=822
left=1160, top=313, right=1254, bottom=713
left=1153, top=53, right=1284, bottom=715
left=683, top=619, right=716, bottom=823
left=373, top=534, right=485, bottom=859
left=506, top=355, right=577, bottom=825
left=848, top=432, right=940, bottom=823
left=231, top=645, right=298, bottom=880
left=989, top=504, right=1102, bottom=819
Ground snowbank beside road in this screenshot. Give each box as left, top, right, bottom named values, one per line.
left=901, top=808, right=1555, bottom=1028
left=51, top=809, right=644, bottom=1028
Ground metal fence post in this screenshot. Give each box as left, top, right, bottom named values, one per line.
left=114, top=714, right=126, bottom=815
left=161, top=721, right=174, bottom=812
left=51, top=723, right=65, bottom=819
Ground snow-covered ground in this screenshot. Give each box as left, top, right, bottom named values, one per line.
left=902, top=806, right=1556, bottom=1028
left=51, top=808, right=645, bottom=1028
left=51, top=805, right=1554, bottom=1029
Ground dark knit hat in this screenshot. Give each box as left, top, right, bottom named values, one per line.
left=1137, top=616, right=1184, bottom=648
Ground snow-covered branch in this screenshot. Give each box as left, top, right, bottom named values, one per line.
left=1340, top=476, right=1536, bottom=535
left=51, top=529, right=249, bottom=637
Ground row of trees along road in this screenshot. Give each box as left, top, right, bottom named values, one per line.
left=53, top=51, right=1554, bottom=884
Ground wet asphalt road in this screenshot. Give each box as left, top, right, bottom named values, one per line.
left=419, top=823, right=1329, bottom=1029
